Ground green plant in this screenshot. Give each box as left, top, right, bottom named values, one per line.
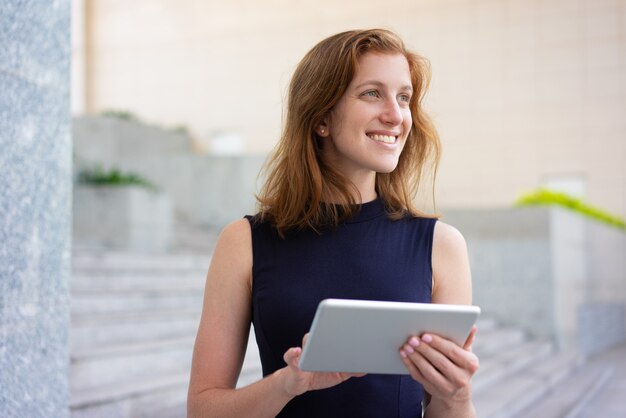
left=515, top=188, right=625, bottom=231
left=100, top=109, right=138, bottom=121
left=77, top=165, right=158, bottom=192
left=170, top=125, right=190, bottom=135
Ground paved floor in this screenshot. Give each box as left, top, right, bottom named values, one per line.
left=578, top=343, right=626, bottom=417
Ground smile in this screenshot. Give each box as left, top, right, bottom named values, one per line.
left=367, top=134, right=397, bottom=144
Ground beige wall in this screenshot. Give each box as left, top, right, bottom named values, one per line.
left=77, top=0, right=626, bottom=217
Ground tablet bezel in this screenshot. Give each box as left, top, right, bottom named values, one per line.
left=298, top=298, right=481, bottom=375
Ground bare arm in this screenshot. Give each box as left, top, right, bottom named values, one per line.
left=187, top=219, right=364, bottom=417
left=399, top=221, right=479, bottom=418
left=187, top=219, right=294, bottom=417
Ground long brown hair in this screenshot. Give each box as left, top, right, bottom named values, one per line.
left=257, top=29, right=440, bottom=236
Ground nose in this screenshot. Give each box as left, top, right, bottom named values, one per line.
left=380, top=98, right=403, bottom=126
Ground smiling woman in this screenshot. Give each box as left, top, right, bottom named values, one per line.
left=257, top=29, right=441, bottom=235
left=316, top=52, right=413, bottom=194
left=188, top=29, right=477, bottom=418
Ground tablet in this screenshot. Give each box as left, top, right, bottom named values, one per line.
left=298, top=298, right=481, bottom=375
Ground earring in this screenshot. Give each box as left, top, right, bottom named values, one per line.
left=320, top=128, right=325, bottom=134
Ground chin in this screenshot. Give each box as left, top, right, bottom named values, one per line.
left=374, top=165, right=399, bottom=174
left=372, top=159, right=400, bottom=174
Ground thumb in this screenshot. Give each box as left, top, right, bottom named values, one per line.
left=463, top=325, right=477, bottom=351
left=283, top=346, right=302, bottom=368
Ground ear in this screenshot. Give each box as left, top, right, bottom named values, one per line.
left=314, top=118, right=330, bottom=138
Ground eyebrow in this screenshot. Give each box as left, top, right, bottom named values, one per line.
left=353, top=80, right=413, bottom=92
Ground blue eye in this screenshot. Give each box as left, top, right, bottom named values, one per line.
left=399, top=94, right=411, bottom=102
left=363, top=90, right=379, bottom=98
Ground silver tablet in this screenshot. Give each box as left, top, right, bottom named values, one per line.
left=299, top=298, right=481, bottom=375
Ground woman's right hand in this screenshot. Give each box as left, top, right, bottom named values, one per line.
left=278, top=334, right=366, bottom=397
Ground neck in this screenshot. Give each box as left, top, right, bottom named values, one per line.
left=319, top=144, right=379, bottom=204
left=352, top=179, right=378, bottom=203
left=347, top=169, right=377, bottom=203
left=321, top=174, right=377, bottom=204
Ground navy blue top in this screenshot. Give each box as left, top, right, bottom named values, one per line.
left=245, top=198, right=437, bottom=418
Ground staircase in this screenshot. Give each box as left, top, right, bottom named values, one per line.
left=70, top=247, right=264, bottom=418
left=472, top=320, right=612, bottom=418
left=70, top=248, right=614, bottom=418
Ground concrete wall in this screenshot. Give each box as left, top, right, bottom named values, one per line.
left=442, top=208, right=556, bottom=338
left=73, top=185, right=173, bottom=251
left=0, top=1, right=71, bottom=416
left=578, top=302, right=626, bottom=356
left=443, top=207, right=626, bottom=350
left=73, top=116, right=265, bottom=227
left=588, top=218, right=626, bottom=302
left=76, top=0, right=626, bottom=219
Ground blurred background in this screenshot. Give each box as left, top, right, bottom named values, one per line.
left=2, top=0, right=625, bottom=417
left=71, top=0, right=625, bottom=214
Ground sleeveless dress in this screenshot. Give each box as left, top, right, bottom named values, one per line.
left=245, top=198, right=437, bottom=418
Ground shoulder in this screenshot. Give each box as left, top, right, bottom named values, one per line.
left=211, top=219, right=253, bottom=273
left=431, top=221, right=472, bottom=304
left=219, top=218, right=252, bottom=246
left=433, top=221, right=467, bottom=255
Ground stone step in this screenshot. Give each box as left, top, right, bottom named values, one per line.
left=70, top=332, right=262, bottom=418
left=571, top=343, right=626, bottom=418
left=72, top=266, right=208, bottom=278
left=72, top=252, right=210, bottom=271
left=473, top=327, right=527, bottom=357
left=72, top=363, right=264, bottom=418
left=71, top=290, right=204, bottom=316
left=71, top=372, right=190, bottom=413
left=71, top=310, right=201, bottom=352
left=71, top=336, right=196, bottom=391
left=170, top=230, right=219, bottom=254
left=473, top=340, right=554, bottom=392
left=473, top=351, right=582, bottom=418
left=520, top=365, right=613, bottom=418
left=71, top=271, right=206, bottom=292
left=71, top=357, right=263, bottom=417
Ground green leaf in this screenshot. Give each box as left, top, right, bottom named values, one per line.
left=77, top=165, right=158, bottom=192
left=515, top=188, right=625, bottom=231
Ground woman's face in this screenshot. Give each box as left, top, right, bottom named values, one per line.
left=319, top=52, right=413, bottom=183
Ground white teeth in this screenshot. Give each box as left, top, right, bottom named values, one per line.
left=368, top=134, right=396, bottom=144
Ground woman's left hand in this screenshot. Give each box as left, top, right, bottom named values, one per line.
left=399, top=325, right=479, bottom=406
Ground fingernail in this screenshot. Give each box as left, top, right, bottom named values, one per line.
left=404, top=344, right=414, bottom=354
left=400, top=349, right=407, bottom=358
left=409, top=337, right=420, bottom=348
left=422, top=334, right=432, bottom=343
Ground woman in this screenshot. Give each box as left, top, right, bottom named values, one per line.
left=188, top=29, right=478, bottom=417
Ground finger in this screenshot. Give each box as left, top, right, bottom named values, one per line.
left=421, top=333, right=479, bottom=373
left=302, top=333, right=309, bottom=347
left=405, top=344, right=454, bottom=394
left=399, top=347, right=427, bottom=384
left=283, top=347, right=302, bottom=368
left=339, top=372, right=367, bottom=381
left=414, top=343, right=473, bottom=395
left=463, top=326, right=477, bottom=351
left=410, top=338, right=455, bottom=385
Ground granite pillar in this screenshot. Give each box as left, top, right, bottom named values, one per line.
left=0, top=1, right=71, bottom=417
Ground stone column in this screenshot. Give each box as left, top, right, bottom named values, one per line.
left=0, top=1, right=71, bottom=417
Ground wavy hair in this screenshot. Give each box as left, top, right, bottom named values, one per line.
left=257, top=29, right=440, bottom=236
